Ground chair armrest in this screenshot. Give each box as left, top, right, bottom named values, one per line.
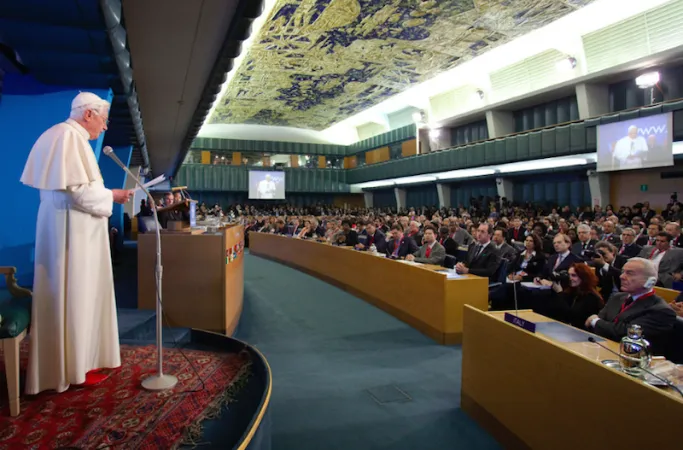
left=0, top=266, right=32, bottom=298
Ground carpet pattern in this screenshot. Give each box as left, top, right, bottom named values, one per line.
left=0, top=343, right=250, bottom=449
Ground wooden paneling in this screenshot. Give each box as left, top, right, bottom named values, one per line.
left=609, top=162, right=683, bottom=212
left=249, top=233, right=488, bottom=344
left=290, top=155, right=299, bottom=168
left=333, top=194, right=365, bottom=208
left=462, top=307, right=683, bottom=449
left=138, top=226, right=245, bottom=335
left=366, top=146, right=390, bottom=165
left=201, top=150, right=211, bottom=165
left=401, top=139, right=417, bottom=157
left=231, top=152, right=242, bottom=166
left=343, top=156, right=357, bottom=169
left=262, top=156, right=271, bottom=167
left=318, top=156, right=326, bottom=168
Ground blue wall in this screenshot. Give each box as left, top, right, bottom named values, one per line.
left=448, top=180, right=497, bottom=208
left=511, top=171, right=590, bottom=209
left=371, top=188, right=396, bottom=209
left=0, top=74, right=111, bottom=286
left=406, top=184, right=439, bottom=208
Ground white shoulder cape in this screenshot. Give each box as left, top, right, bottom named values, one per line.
left=20, top=119, right=103, bottom=190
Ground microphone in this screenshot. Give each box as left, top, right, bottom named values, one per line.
left=587, top=337, right=683, bottom=397
left=102, top=146, right=178, bottom=391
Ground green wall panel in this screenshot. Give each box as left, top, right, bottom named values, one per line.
left=541, top=129, right=555, bottom=157
left=569, top=123, right=586, bottom=152
left=528, top=131, right=542, bottom=159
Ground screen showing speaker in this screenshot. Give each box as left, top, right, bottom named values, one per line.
left=597, top=112, right=673, bottom=172
left=248, top=171, right=286, bottom=200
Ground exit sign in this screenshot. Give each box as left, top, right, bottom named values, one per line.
left=640, top=184, right=648, bottom=192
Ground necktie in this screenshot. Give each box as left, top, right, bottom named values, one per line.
left=474, top=245, right=483, bottom=259
left=619, top=245, right=625, bottom=255
left=554, top=254, right=564, bottom=269
left=425, top=246, right=432, bottom=258
left=623, top=296, right=634, bottom=308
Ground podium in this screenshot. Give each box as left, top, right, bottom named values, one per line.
left=137, top=224, right=244, bottom=334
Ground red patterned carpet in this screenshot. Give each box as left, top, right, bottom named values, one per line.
left=0, top=343, right=250, bottom=449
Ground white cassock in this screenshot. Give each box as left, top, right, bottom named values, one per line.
left=257, top=180, right=276, bottom=199
left=20, top=118, right=120, bottom=394
left=613, top=135, right=648, bottom=167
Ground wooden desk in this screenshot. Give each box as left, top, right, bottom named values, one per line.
left=249, top=233, right=489, bottom=344
left=462, top=306, right=682, bottom=450
left=138, top=225, right=245, bottom=335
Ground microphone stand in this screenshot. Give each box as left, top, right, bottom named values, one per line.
left=103, top=148, right=178, bottom=391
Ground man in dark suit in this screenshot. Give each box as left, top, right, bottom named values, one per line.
left=585, top=258, right=676, bottom=352
left=386, top=224, right=419, bottom=259
left=601, top=220, right=622, bottom=248
left=592, top=241, right=627, bottom=299
left=617, top=227, right=642, bottom=259
left=638, top=232, right=683, bottom=288
left=665, top=222, right=683, bottom=249
left=535, top=233, right=583, bottom=288
left=571, top=224, right=597, bottom=258
left=438, top=226, right=458, bottom=256
left=492, top=227, right=517, bottom=265
left=507, top=217, right=524, bottom=244
left=338, top=219, right=358, bottom=247
left=406, top=226, right=446, bottom=266
left=636, top=223, right=661, bottom=247
left=356, top=222, right=387, bottom=253
left=455, top=223, right=501, bottom=280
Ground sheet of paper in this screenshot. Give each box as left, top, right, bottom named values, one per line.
left=134, top=174, right=166, bottom=192
left=520, top=281, right=551, bottom=290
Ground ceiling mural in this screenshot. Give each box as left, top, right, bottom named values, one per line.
left=210, top=0, right=594, bottom=130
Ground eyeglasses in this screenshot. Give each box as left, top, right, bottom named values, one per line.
left=91, top=109, right=110, bottom=125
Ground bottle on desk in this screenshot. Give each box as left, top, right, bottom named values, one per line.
left=369, top=244, right=377, bottom=254
left=619, top=324, right=652, bottom=377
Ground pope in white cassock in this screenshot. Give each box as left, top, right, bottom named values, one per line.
left=20, top=92, right=134, bottom=394
left=257, top=174, right=277, bottom=199
left=612, top=125, right=648, bottom=169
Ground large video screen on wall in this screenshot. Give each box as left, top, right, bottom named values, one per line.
left=248, top=171, right=286, bottom=200
left=597, top=112, right=673, bottom=172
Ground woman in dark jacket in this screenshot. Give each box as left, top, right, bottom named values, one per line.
left=507, top=234, right=547, bottom=282
left=541, top=263, right=603, bottom=329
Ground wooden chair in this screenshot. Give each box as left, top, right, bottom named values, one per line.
left=0, top=267, right=31, bottom=417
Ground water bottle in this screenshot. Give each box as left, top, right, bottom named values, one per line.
left=369, top=244, right=377, bottom=254
left=619, top=324, right=652, bottom=377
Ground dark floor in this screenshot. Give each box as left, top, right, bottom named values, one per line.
left=114, top=244, right=500, bottom=449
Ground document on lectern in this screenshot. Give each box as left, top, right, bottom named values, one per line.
left=135, top=174, right=166, bottom=193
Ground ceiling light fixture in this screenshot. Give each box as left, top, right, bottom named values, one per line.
left=635, top=71, right=660, bottom=89
left=412, top=111, right=426, bottom=123
left=556, top=56, right=577, bottom=72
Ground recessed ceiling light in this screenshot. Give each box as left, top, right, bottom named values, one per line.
left=635, top=71, right=660, bottom=89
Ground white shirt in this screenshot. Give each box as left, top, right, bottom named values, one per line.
left=613, top=135, right=648, bottom=164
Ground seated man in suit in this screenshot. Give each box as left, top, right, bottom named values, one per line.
left=671, top=291, right=683, bottom=317
left=438, top=226, right=458, bottom=256
left=386, top=224, right=419, bottom=259
left=492, top=227, right=517, bottom=265
left=406, top=226, right=446, bottom=266
left=638, top=232, right=683, bottom=288
left=591, top=241, right=627, bottom=300
left=455, top=223, right=501, bottom=280
left=571, top=224, right=597, bottom=259
left=601, top=220, right=622, bottom=248
left=337, top=219, right=359, bottom=247
left=356, top=222, right=387, bottom=253
left=534, top=233, right=584, bottom=288
left=636, top=222, right=661, bottom=247
left=449, top=223, right=474, bottom=247
left=617, top=227, right=642, bottom=259
left=585, top=258, right=676, bottom=352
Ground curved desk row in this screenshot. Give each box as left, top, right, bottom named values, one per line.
left=462, top=307, right=682, bottom=449
left=249, top=232, right=489, bottom=344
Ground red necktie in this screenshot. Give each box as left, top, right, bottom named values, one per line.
left=425, top=246, right=432, bottom=258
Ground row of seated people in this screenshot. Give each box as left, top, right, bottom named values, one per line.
left=248, top=214, right=682, bottom=360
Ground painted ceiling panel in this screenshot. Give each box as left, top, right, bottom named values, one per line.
left=210, top=0, right=594, bottom=131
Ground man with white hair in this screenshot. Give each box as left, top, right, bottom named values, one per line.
left=612, top=125, right=648, bottom=170
left=585, top=258, right=675, bottom=351
left=20, top=92, right=133, bottom=394
left=257, top=173, right=276, bottom=199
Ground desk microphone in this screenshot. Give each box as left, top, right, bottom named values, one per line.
left=587, top=337, right=683, bottom=398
